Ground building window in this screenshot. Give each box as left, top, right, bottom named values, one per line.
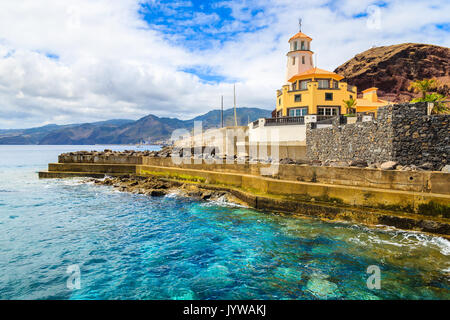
left=301, top=41, right=305, bottom=50
left=294, top=94, right=301, bottom=102
left=279, top=98, right=281, bottom=105
left=293, top=41, right=298, bottom=51
left=318, top=79, right=330, bottom=89
left=302, top=56, right=305, bottom=64
left=292, top=57, right=295, bottom=65
left=289, top=108, right=308, bottom=117
left=333, top=80, right=339, bottom=89
left=310, top=57, right=313, bottom=65
left=325, top=93, right=333, bottom=101
left=300, top=80, right=309, bottom=90
left=318, top=107, right=339, bottom=116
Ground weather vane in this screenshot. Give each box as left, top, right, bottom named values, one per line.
left=299, top=18, right=302, bottom=32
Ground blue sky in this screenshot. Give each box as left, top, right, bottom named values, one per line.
left=0, top=0, right=449, bottom=128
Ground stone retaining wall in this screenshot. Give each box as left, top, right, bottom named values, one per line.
left=306, top=102, right=449, bottom=169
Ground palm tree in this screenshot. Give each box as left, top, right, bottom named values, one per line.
left=343, top=98, right=356, bottom=115
left=408, top=78, right=439, bottom=98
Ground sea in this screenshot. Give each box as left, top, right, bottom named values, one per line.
left=0, top=145, right=449, bottom=299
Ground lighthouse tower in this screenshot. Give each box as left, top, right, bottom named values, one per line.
left=286, top=22, right=314, bottom=82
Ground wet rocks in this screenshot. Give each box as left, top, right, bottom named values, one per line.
left=89, top=175, right=237, bottom=204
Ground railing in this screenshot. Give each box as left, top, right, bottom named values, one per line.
left=316, top=115, right=336, bottom=124
left=264, top=116, right=305, bottom=126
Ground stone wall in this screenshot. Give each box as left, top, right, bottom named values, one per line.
left=306, top=102, right=449, bottom=169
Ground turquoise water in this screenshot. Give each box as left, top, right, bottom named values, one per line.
left=0, top=145, right=449, bottom=300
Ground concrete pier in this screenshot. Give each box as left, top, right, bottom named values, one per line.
left=39, top=154, right=450, bottom=237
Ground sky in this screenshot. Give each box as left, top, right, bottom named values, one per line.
left=0, top=0, right=449, bottom=129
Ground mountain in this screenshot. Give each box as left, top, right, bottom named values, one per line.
left=0, top=107, right=271, bottom=145
left=189, top=107, right=271, bottom=129
left=334, top=43, right=450, bottom=102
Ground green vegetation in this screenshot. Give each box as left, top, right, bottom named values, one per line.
left=141, top=169, right=206, bottom=183
left=409, top=78, right=449, bottom=114
left=408, top=78, right=439, bottom=98
left=418, top=201, right=450, bottom=219
left=342, top=98, right=357, bottom=115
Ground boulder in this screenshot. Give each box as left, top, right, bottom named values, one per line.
left=441, top=165, right=450, bottom=173
left=380, top=161, right=397, bottom=170
left=149, top=189, right=167, bottom=197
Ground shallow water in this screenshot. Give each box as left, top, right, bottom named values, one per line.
left=0, top=145, right=449, bottom=300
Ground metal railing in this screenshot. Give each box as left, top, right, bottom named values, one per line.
left=264, top=116, right=305, bottom=126
left=316, top=115, right=336, bottom=124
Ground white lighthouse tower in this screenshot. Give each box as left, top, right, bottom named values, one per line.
left=285, top=20, right=314, bottom=82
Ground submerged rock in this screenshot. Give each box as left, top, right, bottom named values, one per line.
left=306, top=277, right=342, bottom=299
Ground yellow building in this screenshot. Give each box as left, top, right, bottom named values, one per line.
left=275, top=31, right=357, bottom=119
left=356, top=87, right=392, bottom=115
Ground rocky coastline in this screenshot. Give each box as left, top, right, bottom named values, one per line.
left=89, top=174, right=246, bottom=205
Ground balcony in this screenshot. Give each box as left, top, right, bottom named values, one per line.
left=265, top=116, right=305, bottom=126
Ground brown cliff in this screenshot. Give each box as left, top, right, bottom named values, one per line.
left=334, top=43, right=450, bottom=102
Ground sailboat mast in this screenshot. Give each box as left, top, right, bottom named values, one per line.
left=221, top=95, right=224, bottom=128
left=233, top=84, right=237, bottom=127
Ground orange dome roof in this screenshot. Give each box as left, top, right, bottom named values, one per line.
left=288, top=67, right=344, bottom=82
left=288, top=32, right=312, bottom=42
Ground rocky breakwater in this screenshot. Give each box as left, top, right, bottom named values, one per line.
left=58, top=146, right=174, bottom=164
left=90, top=174, right=245, bottom=204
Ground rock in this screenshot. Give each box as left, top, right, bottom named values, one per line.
left=418, top=162, right=434, bottom=170
left=149, top=189, right=167, bottom=197
left=201, top=191, right=213, bottom=200
left=380, top=161, right=397, bottom=170
left=329, top=161, right=349, bottom=167
left=441, top=165, right=450, bottom=173
left=280, top=158, right=295, bottom=165
left=311, top=160, right=322, bottom=166
left=349, top=160, right=368, bottom=167
left=187, top=191, right=203, bottom=198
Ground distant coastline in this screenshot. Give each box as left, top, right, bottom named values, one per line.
left=0, top=107, right=271, bottom=146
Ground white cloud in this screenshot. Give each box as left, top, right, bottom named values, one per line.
left=0, top=0, right=448, bottom=128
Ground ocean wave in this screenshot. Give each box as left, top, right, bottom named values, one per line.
left=349, top=224, right=450, bottom=256
left=201, top=195, right=247, bottom=208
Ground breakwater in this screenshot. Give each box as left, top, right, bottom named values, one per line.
left=39, top=151, right=450, bottom=238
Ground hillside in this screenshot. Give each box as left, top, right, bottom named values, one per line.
left=334, top=43, right=450, bottom=102
left=0, top=107, right=271, bottom=145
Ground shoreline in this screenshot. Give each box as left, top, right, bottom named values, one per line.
left=39, top=151, right=450, bottom=239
